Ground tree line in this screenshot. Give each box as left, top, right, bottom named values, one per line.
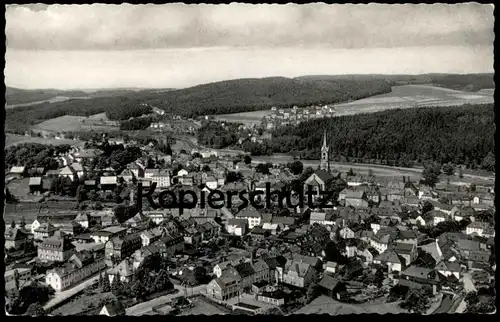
left=4, top=143, right=72, bottom=171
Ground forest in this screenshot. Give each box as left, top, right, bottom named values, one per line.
left=4, top=143, right=72, bottom=170
left=196, top=121, right=240, bottom=148
left=119, top=116, right=154, bottom=131
left=245, top=103, right=495, bottom=170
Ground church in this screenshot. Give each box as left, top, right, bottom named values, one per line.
left=303, top=130, right=336, bottom=195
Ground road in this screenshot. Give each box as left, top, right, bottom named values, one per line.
left=125, top=284, right=207, bottom=316
left=433, top=294, right=453, bottom=314
left=43, top=272, right=102, bottom=311
left=462, top=273, right=477, bottom=293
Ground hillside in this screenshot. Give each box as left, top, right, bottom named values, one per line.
left=5, top=87, right=89, bottom=105
left=295, top=73, right=495, bottom=92
left=140, top=76, right=393, bottom=118
left=263, top=103, right=494, bottom=170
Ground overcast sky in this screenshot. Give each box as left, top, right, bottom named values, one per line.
left=5, top=3, right=495, bottom=89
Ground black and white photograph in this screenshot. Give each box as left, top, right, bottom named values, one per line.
left=4, top=3, right=495, bottom=316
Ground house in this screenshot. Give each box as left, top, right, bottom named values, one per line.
left=124, top=213, right=148, bottom=228
left=398, top=266, right=442, bottom=295
left=107, top=259, right=135, bottom=284
left=37, top=232, right=76, bottom=262
left=356, top=244, right=379, bottom=264
left=277, top=260, right=316, bottom=289
left=99, top=299, right=126, bottom=316
left=429, top=210, right=448, bottom=226
left=271, top=216, right=297, bottom=229
left=59, top=166, right=77, bottom=181
left=84, top=180, right=97, bottom=190
left=33, top=222, right=57, bottom=240
left=435, top=261, right=461, bottom=279
left=131, top=245, right=161, bottom=269
left=28, top=177, right=43, bottom=194
left=5, top=268, right=32, bottom=298
left=104, top=234, right=142, bottom=267
left=235, top=210, right=262, bottom=229
left=318, top=275, right=346, bottom=299
left=309, top=212, right=335, bottom=226
left=177, top=169, right=189, bottom=177
left=394, top=230, right=420, bottom=246
left=9, top=166, right=26, bottom=178
left=262, top=223, right=281, bottom=235
left=151, top=169, right=171, bottom=188
left=340, top=225, right=363, bottom=239
left=345, top=190, right=368, bottom=208
left=303, top=170, right=334, bottom=195
left=45, top=251, right=105, bottom=292
left=250, top=226, right=269, bottom=241
left=213, top=260, right=242, bottom=278
left=152, top=233, right=185, bottom=257
left=373, top=249, right=403, bottom=272
left=118, top=169, right=135, bottom=183
left=4, top=228, right=27, bottom=250
left=324, top=261, right=340, bottom=275
left=226, top=219, right=248, bottom=236
left=206, top=275, right=241, bottom=301
left=70, top=163, right=85, bottom=179
left=234, top=262, right=258, bottom=290
left=466, top=221, right=494, bottom=237
left=257, top=290, right=288, bottom=306
left=100, top=176, right=118, bottom=192
left=90, top=227, right=127, bottom=244
left=140, top=228, right=163, bottom=247
left=179, top=176, right=194, bottom=186
left=205, top=176, right=218, bottom=190
left=394, top=242, right=417, bottom=267
left=60, top=221, right=83, bottom=236
left=73, top=149, right=103, bottom=163
left=75, top=213, right=90, bottom=229
left=126, top=163, right=144, bottom=178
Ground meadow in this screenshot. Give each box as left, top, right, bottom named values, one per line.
left=212, top=84, right=494, bottom=124
left=32, top=112, right=117, bottom=133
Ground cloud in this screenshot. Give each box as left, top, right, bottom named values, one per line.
left=5, top=3, right=494, bottom=50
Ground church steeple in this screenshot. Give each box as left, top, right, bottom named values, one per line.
left=320, top=129, right=330, bottom=171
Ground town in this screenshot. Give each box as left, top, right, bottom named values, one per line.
left=4, top=129, right=496, bottom=316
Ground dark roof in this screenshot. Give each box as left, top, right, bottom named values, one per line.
left=235, top=262, right=256, bottom=278
left=318, top=274, right=341, bottom=290
left=314, top=170, right=334, bottom=183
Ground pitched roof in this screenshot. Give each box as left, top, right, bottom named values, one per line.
left=236, top=210, right=261, bottom=218
left=235, top=262, right=255, bottom=278
left=375, top=249, right=401, bottom=264
left=401, top=266, right=435, bottom=279
left=318, top=274, right=341, bottom=290
left=29, top=177, right=42, bottom=185
left=102, top=298, right=126, bottom=316
left=227, top=218, right=247, bottom=227
left=314, top=170, right=334, bottom=183
left=310, top=212, right=326, bottom=221
left=346, top=190, right=365, bottom=199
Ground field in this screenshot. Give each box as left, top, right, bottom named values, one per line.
left=179, top=297, right=231, bottom=315
left=293, top=295, right=406, bottom=315
left=50, top=291, right=114, bottom=316
left=214, top=110, right=271, bottom=126
left=211, top=84, right=494, bottom=125
left=5, top=133, right=85, bottom=148
left=333, top=85, right=494, bottom=117
left=32, top=113, right=117, bottom=133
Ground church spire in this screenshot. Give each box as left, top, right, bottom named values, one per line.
left=320, top=129, right=330, bottom=171
left=322, top=129, right=327, bottom=148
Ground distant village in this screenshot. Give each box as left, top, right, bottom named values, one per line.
left=4, top=130, right=496, bottom=316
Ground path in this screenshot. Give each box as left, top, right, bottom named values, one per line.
left=433, top=294, right=453, bottom=314
left=43, top=272, right=102, bottom=311
left=462, top=273, right=477, bottom=293
left=125, top=284, right=207, bottom=316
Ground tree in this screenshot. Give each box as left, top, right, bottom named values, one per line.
left=458, top=167, right=464, bottom=178
left=76, top=185, right=87, bottom=203
left=202, top=165, right=211, bottom=172
left=20, top=216, right=26, bottom=228
left=25, top=303, right=46, bottom=316
left=374, top=266, right=385, bottom=287
left=481, top=151, right=495, bottom=172
left=347, top=168, right=355, bottom=176
left=422, top=201, right=434, bottom=214
left=111, top=276, right=123, bottom=295
left=368, top=169, right=374, bottom=177
left=442, top=163, right=454, bottom=176
left=226, top=171, right=243, bottom=183
left=422, top=166, right=440, bottom=187
left=256, top=163, right=272, bottom=175
left=287, top=161, right=304, bottom=175
left=102, top=274, right=111, bottom=292
left=469, top=183, right=477, bottom=192
left=99, top=273, right=104, bottom=289
left=399, top=288, right=431, bottom=313
left=244, top=155, right=252, bottom=165
left=10, top=221, right=16, bottom=228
